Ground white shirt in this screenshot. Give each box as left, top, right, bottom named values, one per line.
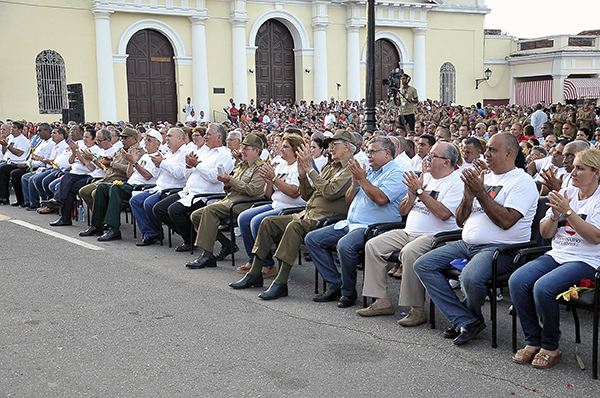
left=462, top=168, right=538, bottom=245
left=531, top=110, right=548, bottom=138
left=197, top=114, right=208, bottom=123
left=70, top=144, right=100, bottom=175
left=177, top=146, right=234, bottom=206
left=324, top=113, right=336, bottom=126
left=394, top=154, right=412, bottom=173
left=186, top=114, right=196, bottom=123
left=312, top=155, right=327, bottom=173
left=546, top=185, right=600, bottom=269
left=90, top=145, right=119, bottom=178
left=128, top=152, right=160, bottom=186
left=404, top=171, right=464, bottom=236
left=398, top=152, right=411, bottom=165
left=183, top=102, right=194, bottom=118
left=45, top=140, right=68, bottom=169
left=410, top=155, right=424, bottom=173
left=149, top=145, right=189, bottom=192
left=5, top=134, right=30, bottom=163
left=31, top=138, right=55, bottom=168
left=354, top=151, right=369, bottom=169
left=271, top=161, right=306, bottom=209
left=262, top=114, right=271, bottom=124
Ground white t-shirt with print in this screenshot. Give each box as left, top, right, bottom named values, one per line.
left=271, top=161, right=306, bottom=209
left=546, top=185, right=600, bottom=269
left=404, top=171, right=464, bottom=236
left=462, top=168, right=538, bottom=244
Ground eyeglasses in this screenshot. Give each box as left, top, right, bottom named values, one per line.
left=366, top=148, right=387, bottom=156
left=426, top=153, right=448, bottom=160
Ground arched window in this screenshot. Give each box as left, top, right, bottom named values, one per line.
left=36, top=50, right=67, bottom=114
left=440, top=62, right=456, bottom=105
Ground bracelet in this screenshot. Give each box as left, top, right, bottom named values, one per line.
left=550, top=215, right=559, bottom=222
left=271, top=176, right=277, bottom=183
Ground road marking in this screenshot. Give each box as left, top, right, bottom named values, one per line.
left=0, top=214, right=10, bottom=221
left=9, top=219, right=105, bottom=251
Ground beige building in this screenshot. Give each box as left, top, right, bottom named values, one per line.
left=1, top=0, right=597, bottom=124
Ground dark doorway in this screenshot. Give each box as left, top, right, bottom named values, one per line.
left=255, top=20, right=295, bottom=104
left=375, top=39, right=401, bottom=102
left=126, top=29, right=177, bottom=124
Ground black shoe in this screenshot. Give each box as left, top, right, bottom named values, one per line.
left=186, top=254, right=217, bottom=269
left=11, top=201, right=24, bottom=207
left=313, top=288, right=342, bottom=302
left=49, top=219, right=72, bottom=226
left=229, top=273, right=264, bottom=289
left=443, top=327, right=460, bottom=339
left=175, top=243, right=191, bottom=252
left=0, top=199, right=9, bottom=205
left=42, top=199, right=63, bottom=210
left=135, top=235, right=160, bottom=246
left=19, top=202, right=29, bottom=208
left=26, top=205, right=40, bottom=211
left=215, top=243, right=239, bottom=261
left=97, top=229, right=122, bottom=241
left=453, top=319, right=486, bottom=346
left=337, top=292, right=358, bottom=308
left=258, top=281, right=288, bottom=300
left=79, top=226, right=103, bottom=237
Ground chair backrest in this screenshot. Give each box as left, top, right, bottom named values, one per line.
left=531, top=197, right=549, bottom=245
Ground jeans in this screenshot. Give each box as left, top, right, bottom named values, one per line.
left=305, top=225, right=365, bottom=297
left=21, top=171, right=35, bottom=205
left=130, top=190, right=164, bottom=239
left=238, top=204, right=280, bottom=267
left=413, top=240, right=513, bottom=330
left=509, top=254, right=596, bottom=351
left=31, top=169, right=58, bottom=202
left=49, top=177, right=61, bottom=197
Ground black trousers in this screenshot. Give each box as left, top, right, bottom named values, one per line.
left=10, top=168, right=29, bottom=204
left=153, top=194, right=205, bottom=245
left=0, top=163, right=19, bottom=201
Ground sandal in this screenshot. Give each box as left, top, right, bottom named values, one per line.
left=237, top=263, right=252, bottom=274
left=262, top=266, right=277, bottom=278
left=532, top=350, right=562, bottom=369
left=392, top=265, right=403, bottom=279
left=512, top=347, right=540, bottom=364
left=388, top=263, right=401, bottom=276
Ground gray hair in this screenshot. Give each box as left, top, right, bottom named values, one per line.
left=565, top=140, right=591, bottom=154
left=352, top=132, right=363, bottom=148
left=209, top=123, right=227, bottom=145
left=98, top=129, right=112, bottom=141
left=440, top=141, right=459, bottom=168
left=370, top=136, right=396, bottom=158
left=169, top=127, right=186, bottom=140
left=228, top=130, right=242, bottom=141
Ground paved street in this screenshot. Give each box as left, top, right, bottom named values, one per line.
left=0, top=203, right=598, bottom=397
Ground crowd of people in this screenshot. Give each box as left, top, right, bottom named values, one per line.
left=2, top=95, right=600, bottom=371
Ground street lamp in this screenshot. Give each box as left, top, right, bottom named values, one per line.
left=475, top=68, right=492, bottom=89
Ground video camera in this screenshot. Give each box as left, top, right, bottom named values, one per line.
left=382, top=68, right=404, bottom=90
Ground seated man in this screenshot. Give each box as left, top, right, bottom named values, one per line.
left=79, top=127, right=144, bottom=236
left=154, top=123, right=234, bottom=252
left=413, top=133, right=538, bottom=345
left=305, top=137, right=407, bottom=308
left=229, top=129, right=355, bottom=300
left=80, top=129, right=159, bottom=241
left=356, top=142, right=463, bottom=325
left=43, top=128, right=101, bottom=226
left=185, top=133, right=265, bottom=268
left=129, top=128, right=189, bottom=246
left=18, top=123, right=56, bottom=208
left=0, top=121, right=31, bottom=205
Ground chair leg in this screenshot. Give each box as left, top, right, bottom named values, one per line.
left=572, top=306, right=581, bottom=344
left=231, top=212, right=236, bottom=267
left=430, top=299, right=436, bottom=329
left=510, top=305, right=517, bottom=353
left=490, top=287, right=497, bottom=348
left=593, top=308, right=599, bottom=379
left=168, top=226, right=172, bottom=248
left=132, top=214, right=137, bottom=239
left=314, top=268, right=319, bottom=294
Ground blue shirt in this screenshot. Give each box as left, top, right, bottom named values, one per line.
left=335, top=160, right=407, bottom=231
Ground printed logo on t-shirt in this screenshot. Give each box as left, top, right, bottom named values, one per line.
left=414, top=190, right=439, bottom=216
left=485, top=185, right=503, bottom=199
left=558, top=213, right=587, bottom=236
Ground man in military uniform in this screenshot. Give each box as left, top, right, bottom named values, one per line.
left=185, top=133, right=266, bottom=269
left=229, top=129, right=355, bottom=300
left=397, top=74, right=418, bottom=133
left=578, top=102, right=596, bottom=132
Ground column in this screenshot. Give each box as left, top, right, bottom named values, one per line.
left=230, top=3, right=249, bottom=105
left=92, top=11, right=118, bottom=121
left=312, top=1, right=330, bottom=102
left=190, top=16, right=210, bottom=120
left=346, top=26, right=361, bottom=101
left=412, top=27, right=428, bottom=101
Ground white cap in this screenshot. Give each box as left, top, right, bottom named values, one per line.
left=146, top=129, right=163, bottom=143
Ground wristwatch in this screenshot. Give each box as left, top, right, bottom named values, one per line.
left=271, top=176, right=277, bottom=182
left=565, top=209, right=573, bottom=217
left=416, top=188, right=424, bottom=196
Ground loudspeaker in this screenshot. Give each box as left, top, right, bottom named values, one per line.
left=65, top=83, right=85, bottom=124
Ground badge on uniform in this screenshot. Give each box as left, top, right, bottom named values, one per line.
left=244, top=170, right=253, bottom=177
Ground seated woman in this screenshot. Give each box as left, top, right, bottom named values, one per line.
left=509, top=148, right=600, bottom=369
left=236, top=133, right=306, bottom=277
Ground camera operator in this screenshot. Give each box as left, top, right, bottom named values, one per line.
left=398, top=74, right=418, bottom=133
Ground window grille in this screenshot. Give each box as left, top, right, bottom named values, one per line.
left=36, top=50, right=67, bottom=114
left=440, top=62, right=456, bottom=105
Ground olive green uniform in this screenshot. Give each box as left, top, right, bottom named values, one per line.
left=192, top=157, right=265, bottom=252
left=251, top=156, right=353, bottom=266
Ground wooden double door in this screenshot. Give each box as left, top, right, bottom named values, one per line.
left=127, top=29, right=177, bottom=124
left=255, top=19, right=295, bottom=104
left=375, top=39, right=401, bottom=102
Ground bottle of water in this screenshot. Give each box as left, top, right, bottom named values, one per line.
left=78, top=205, right=85, bottom=222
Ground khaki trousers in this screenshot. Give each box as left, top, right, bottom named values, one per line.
left=363, top=230, right=434, bottom=307
left=79, top=181, right=99, bottom=209
left=191, top=201, right=231, bottom=252
left=252, top=215, right=317, bottom=266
